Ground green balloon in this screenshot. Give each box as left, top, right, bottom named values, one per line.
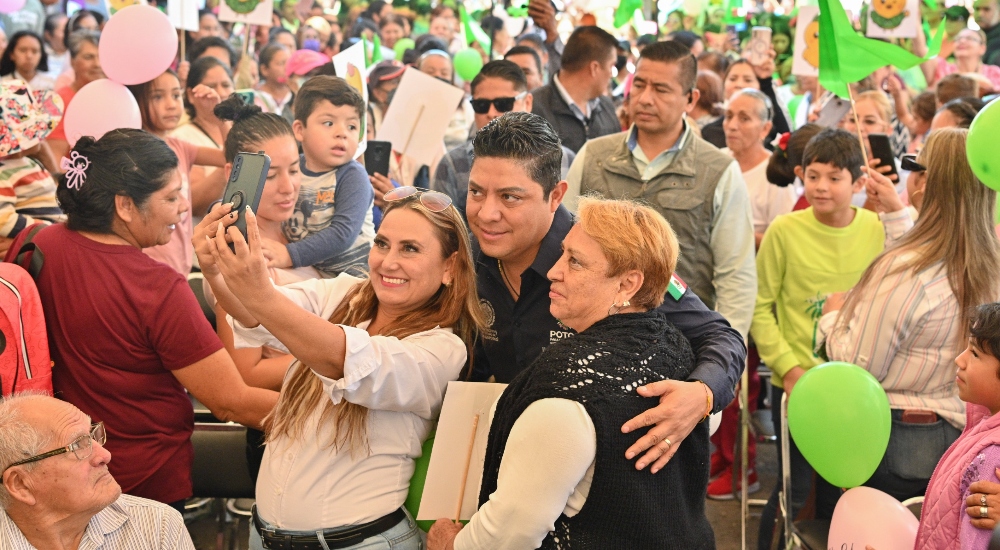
left=787, top=362, right=891, bottom=488
left=405, top=433, right=436, bottom=532
left=967, top=98, right=1000, bottom=192
left=454, top=48, right=484, bottom=82
left=394, top=38, right=416, bottom=60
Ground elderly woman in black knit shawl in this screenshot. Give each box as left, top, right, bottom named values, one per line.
left=429, top=197, right=715, bottom=549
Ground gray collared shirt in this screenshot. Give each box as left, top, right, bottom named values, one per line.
left=625, top=122, right=692, bottom=182
left=552, top=73, right=602, bottom=124
left=0, top=494, right=195, bottom=550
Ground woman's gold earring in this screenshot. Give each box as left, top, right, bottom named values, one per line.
left=622, top=300, right=630, bottom=308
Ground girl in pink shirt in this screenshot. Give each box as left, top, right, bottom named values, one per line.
left=915, top=303, right=1000, bottom=550
left=127, top=70, right=228, bottom=275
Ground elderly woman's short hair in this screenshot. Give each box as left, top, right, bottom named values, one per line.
left=0, top=394, right=49, bottom=509
left=730, top=87, right=773, bottom=122
left=577, top=197, right=679, bottom=310
left=67, top=29, right=100, bottom=59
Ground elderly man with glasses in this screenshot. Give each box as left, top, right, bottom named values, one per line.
left=0, top=393, right=194, bottom=550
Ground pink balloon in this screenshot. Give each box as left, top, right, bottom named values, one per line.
left=828, top=487, right=919, bottom=550
left=63, top=79, right=142, bottom=146
left=0, top=0, right=25, bottom=14
left=99, top=5, right=178, bottom=86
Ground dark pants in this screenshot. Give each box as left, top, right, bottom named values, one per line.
left=864, top=409, right=961, bottom=501
left=757, top=386, right=841, bottom=550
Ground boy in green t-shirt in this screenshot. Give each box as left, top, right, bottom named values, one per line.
left=753, top=128, right=886, bottom=549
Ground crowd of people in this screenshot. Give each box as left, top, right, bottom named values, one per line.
left=2, top=0, right=1000, bottom=548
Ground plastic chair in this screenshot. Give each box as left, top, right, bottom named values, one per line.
left=189, top=394, right=220, bottom=424
left=190, top=422, right=256, bottom=550
left=902, top=495, right=924, bottom=519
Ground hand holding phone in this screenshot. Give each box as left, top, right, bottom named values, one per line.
left=867, top=133, right=899, bottom=182
left=861, top=165, right=905, bottom=213
left=365, top=140, right=392, bottom=177
left=527, top=0, right=558, bottom=38
left=221, top=151, right=270, bottom=246
left=747, top=27, right=772, bottom=66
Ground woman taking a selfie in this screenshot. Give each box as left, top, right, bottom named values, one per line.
left=195, top=184, right=484, bottom=549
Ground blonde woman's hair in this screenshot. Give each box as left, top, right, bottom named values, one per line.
left=577, top=197, right=680, bottom=310
left=265, top=198, right=486, bottom=455
left=857, top=90, right=893, bottom=128
left=834, top=128, right=1000, bottom=349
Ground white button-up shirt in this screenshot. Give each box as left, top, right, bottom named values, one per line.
left=0, top=494, right=194, bottom=549
left=231, top=274, right=467, bottom=530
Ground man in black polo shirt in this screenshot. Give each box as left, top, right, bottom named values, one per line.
left=466, top=111, right=746, bottom=470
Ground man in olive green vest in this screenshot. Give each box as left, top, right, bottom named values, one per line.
left=565, top=40, right=756, bottom=339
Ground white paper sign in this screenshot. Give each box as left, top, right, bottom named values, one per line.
left=417, top=381, right=508, bottom=521
left=167, top=0, right=198, bottom=31
left=344, top=62, right=369, bottom=160
left=376, top=68, right=465, bottom=167
left=792, top=5, right=820, bottom=77
left=866, top=0, right=919, bottom=39
left=217, top=0, right=273, bottom=27
left=333, top=40, right=367, bottom=79
left=332, top=40, right=395, bottom=77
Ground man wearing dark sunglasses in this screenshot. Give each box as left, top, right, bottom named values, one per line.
left=467, top=111, right=746, bottom=474
left=0, top=394, right=194, bottom=549
left=432, top=60, right=576, bottom=220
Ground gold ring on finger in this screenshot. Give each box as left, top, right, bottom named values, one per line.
left=982, top=506, right=989, bottom=519
left=663, top=438, right=671, bottom=448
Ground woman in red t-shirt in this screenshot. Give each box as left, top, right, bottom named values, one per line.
left=29, top=129, right=278, bottom=512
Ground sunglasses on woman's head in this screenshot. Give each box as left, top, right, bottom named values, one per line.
left=901, top=154, right=926, bottom=173
left=470, top=92, right=529, bottom=114
left=383, top=186, right=453, bottom=212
